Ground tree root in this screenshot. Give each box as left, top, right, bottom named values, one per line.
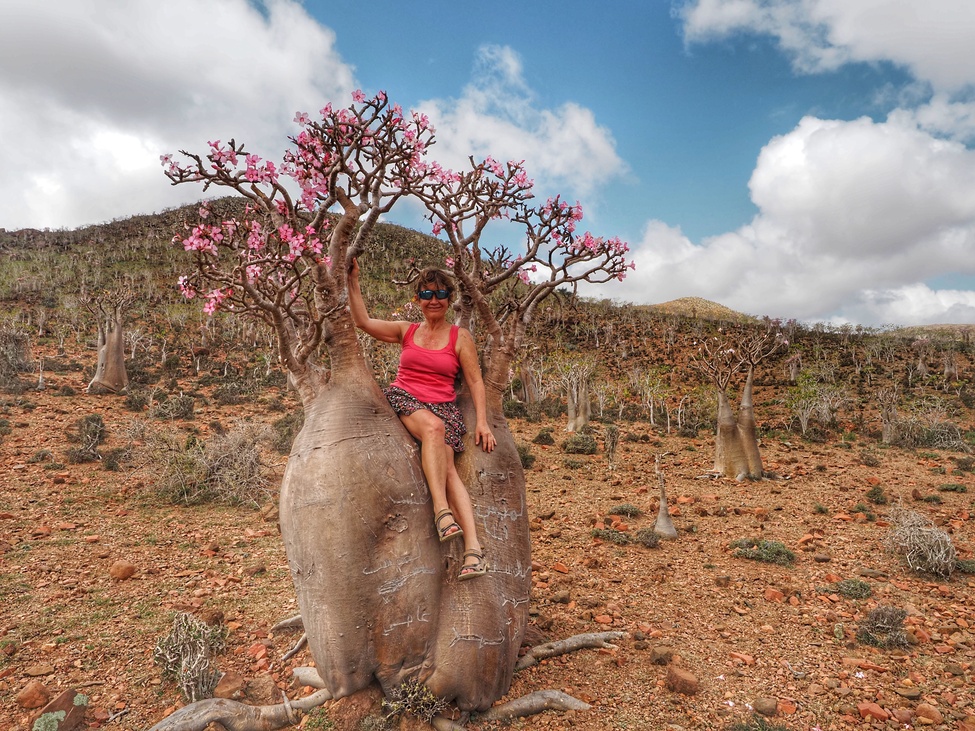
left=145, top=688, right=332, bottom=731
left=475, top=690, right=590, bottom=722
left=515, top=630, right=625, bottom=670
left=280, top=632, right=307, bottom=662
left=271, top=614, right=304, bottom=632
left=171, top=623, right=617, bottom=730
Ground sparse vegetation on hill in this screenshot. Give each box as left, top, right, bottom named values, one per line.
left=2, top=202, right=975, bottom=730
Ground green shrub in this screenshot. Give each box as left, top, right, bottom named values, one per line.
left=830, top=578, right=872, bottom=599
left=591, top=528, right=632, bottom=545
left=124, top=390, right=150, bottom=412
left=517, top=443, right=535, bottom=469
left=956, top=559, right=975, bottom=574
left=865, top=484, right=888, bottom=505
left=562, top=433, right=597, bottom=454
left=730, top=538, right=795, bottom=566
left=851, top=503, right=876, bottom=521
left=726, top=717, right=790, bottom=731
left=921, top=494, right=943, bottom=504
left=938, top=483, right=967, bottom=493
left=813, top=502, right=829, bottom=515
left=608, top=503, right=641, bottom=518
left=634, top=528, right=661, bottom=548
left=503, top=399, right=528, bottom=418
left=532, top=427, right=555, bottom=446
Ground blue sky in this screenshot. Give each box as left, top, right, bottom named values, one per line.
left=2, top=0, right=975, bottom=327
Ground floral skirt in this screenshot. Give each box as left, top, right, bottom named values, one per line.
left=384, top=386, right=467, bottom=453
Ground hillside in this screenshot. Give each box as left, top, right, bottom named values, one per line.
left=1, top=203, right=975, bottom=731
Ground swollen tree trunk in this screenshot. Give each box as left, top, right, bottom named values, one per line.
left=712, top=369, right=764, bottom=480
left=87, top=315, right=128, bottom=394
left=278, top=316, right=530, bottom=711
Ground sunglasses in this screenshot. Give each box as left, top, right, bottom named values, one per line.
left=417, top=289, right=451, bottom=300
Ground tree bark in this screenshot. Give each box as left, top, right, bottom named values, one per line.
left=87, top=317, right=128, bottom=393
left=279, top=316, right=530, bottom=711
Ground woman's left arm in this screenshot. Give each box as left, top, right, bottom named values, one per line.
left=456, top=328, right=496, bottom=453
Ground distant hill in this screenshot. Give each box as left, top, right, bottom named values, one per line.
left=642, top=296, right=755, bottom=323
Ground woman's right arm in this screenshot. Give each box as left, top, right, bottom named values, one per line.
left=347, top=259, right=406, bottom=343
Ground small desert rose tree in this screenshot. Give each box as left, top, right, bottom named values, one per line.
left=160, top=91, right=633, bottom=722
left=84, top=290, right=134, bottom=394
left=693, top=323, right=786, bottom=480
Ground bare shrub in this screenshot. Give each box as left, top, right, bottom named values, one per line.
left=892, top=397, right=970, bottom=452
left=0, top=325, right=33, bottom=392
left=884, top=506, right=957, bottom=578
left=856, top=605, right=909, bottom=649
left=144, top=420, right=275, bottom=507
left=153, top=612, right=226, bottom=702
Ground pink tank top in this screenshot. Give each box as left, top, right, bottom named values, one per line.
left=390, top=324, right=461, bottom=403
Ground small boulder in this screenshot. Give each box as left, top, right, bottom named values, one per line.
left=752, top=697, right=778, bottom=717
left=16, top=679, right=50, bottom=709
left=109, top=560, right=137, bottom=580
left=665, top=665, right=699, bottom=695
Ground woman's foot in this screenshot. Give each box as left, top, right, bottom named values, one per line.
left=434, top=508, right=464, bottom=543
left=459, top=549, right=486, bottom=581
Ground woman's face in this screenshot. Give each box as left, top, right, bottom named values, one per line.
left=415, top=282, right=452, bottom=317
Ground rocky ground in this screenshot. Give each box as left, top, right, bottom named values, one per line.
left=2, top=363, right=975, bottom=731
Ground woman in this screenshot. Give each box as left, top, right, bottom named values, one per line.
left=348, top=259, right=494, bottom=580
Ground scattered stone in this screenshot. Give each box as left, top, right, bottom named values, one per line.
left=551, top=590, right=571, bottom=604
left=813, top=553, right=831, bottom=563
left=665, top=665, right=699, bottom=695
left=244, top=673, right=279, bottom=705
left=243, top=563, right=266, bottom=577
left=857, top=701, right=889, bottom=721
left=891, top=708, right=914, bottom=724
left=915, top=703, right=943, bottom=724
left=34, top=689, right=87, bottom=731
left=25, top=664, right=56, bottom=677
left=16, top=679, right=50, bottom=709
left=214, top=670, right=247, bottom=699
left=945, top=662, right=965, bottom=676
left=649, top=645, right=675, bottom=665
left=109, top=560, right=137, bottom=580
left=894, top=687, right=922, bottom=700
left=715, top=575, right=731, bottom=588
left=752, top=697, right=778, bottom=717
left=856, top=568, right=886, bottom=579
left=260, top=502, right=279, bottom=522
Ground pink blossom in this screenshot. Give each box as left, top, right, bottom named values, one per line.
left=202, top=287, right=230, bottom=315
left=159, top=153, right=172, bottom=166
left=245, top=264, right=262, bottom=281
left=445, top=257, right=454, bottom=267
left=352, top=89, right=366, bottom=103
left=178, top=276, right=196, bottom=299
left=294, top=111, right=310, bottom=125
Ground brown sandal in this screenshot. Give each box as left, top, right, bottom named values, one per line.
left=458, top=550, right=486, bottom=581
left=435, top=508, right=464, bottom=543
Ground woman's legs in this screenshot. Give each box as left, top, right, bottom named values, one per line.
left=399, top=409, right=482, bottom=569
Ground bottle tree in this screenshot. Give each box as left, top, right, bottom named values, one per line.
left=159, top=91, right=632, bottom=722
left=693, top=324, right=787, bottom=480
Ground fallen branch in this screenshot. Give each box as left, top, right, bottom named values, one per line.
left=515, top=631, right=625, bottom=671
left=145, top=688, right=332, bottom=731
left=475, top=690, right=590, bottom=722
